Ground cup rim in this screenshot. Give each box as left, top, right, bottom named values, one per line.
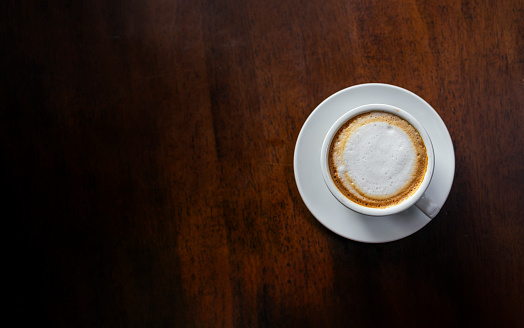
left=320, top=104, right=435, bottom=216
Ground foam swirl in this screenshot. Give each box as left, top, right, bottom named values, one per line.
left=329, top=111, right=428, bottom=208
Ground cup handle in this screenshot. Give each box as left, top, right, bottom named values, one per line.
left=415, top=194, right=440, bottom=219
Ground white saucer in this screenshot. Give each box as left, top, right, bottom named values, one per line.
left=293, top=83, right=455, bottom=243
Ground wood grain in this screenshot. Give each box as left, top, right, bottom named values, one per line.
left=2, top=0, right=523, bottom=327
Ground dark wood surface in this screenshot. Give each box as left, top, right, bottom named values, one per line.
left=3, top=0, right=523, bottom=327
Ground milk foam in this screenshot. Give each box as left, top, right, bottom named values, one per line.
left=329, top=111, right=428, bottom=208
left=338, top=122, right=416, bottom=197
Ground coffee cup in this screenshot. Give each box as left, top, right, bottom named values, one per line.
left=320, top=104, right=439, bottom=218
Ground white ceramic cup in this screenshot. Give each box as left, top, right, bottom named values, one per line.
left=320, top=104, right=440, bottom=218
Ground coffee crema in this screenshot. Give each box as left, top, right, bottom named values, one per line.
left=328, top=111, right=428, bottom=208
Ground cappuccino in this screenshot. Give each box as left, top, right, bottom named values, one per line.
left=328, top=111, right=428, bottom=208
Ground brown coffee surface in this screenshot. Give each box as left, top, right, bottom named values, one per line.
left=328, top=111, right=428, bottom=208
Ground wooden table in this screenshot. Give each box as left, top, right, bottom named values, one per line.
left=3, top=0, right=523, bottom=326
